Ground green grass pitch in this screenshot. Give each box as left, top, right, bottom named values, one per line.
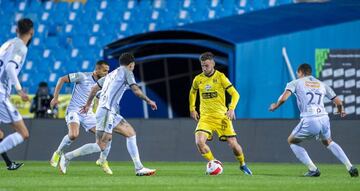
left=0, top=162, right=358, bottom=191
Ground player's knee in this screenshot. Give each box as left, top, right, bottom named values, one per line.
left=0, top=131, right=4, bottom=139
left=195, top=139, right=206, bottom=148
left=321, top=139, right=332, bottom=146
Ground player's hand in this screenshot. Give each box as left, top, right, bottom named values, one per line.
left=50, top=98, right=59, bottom=108
left=18, top=90, right=29, bottom=102
left=226, top=109, right=236, bottom=120
left=80, top=105, right=90, bottom=114
left=147, top=100, right=157, bottom=110
left=190, top=111, right=199, bottom=121
left=269, top=103, right=278, bottom=112
left=338, top=110, right=346, bottom=118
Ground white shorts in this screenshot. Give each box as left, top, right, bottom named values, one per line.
left=95, top=107, right=123, bottom=134
left=291, top=115, right=331, bottom=141
left=0, top=99, right=22, bottom=124
left=65, top=111, right=96, bottom=132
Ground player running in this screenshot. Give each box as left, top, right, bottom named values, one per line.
left=269, top=63, right=358, bottom=177
left=189, top=52, right=252, bottom=175
left=49, top=60, right=114, bottom=174
left=0, top=18, right=33, bottom=159
left=58, top=53, right=157, bottom=176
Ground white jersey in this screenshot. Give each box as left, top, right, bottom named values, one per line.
left=66, top=72, right=98, bottom=114
left=0, top=38, right=28, bottom=100
left=286, top=76, right=336, bottom=118
left=97, top=66, right=136, bottom=114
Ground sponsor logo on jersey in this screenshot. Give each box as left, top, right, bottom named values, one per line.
left=202, top=92, right=218, bottom=99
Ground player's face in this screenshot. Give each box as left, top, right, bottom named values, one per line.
left=127, top=62, right=135, bottom=71
left=96, top=64, right=109, bottom=78
left=201, top=60, right=215, bottom=76
left=297, top=70, right=304, bottom=78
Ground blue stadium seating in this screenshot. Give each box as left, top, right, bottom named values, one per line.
left=0, top=0, right=292, bottom=94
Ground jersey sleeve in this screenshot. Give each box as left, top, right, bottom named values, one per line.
left=68, top=72, right=85, bottom=83
left=220, top=73, right=233, bottom=90
left=97, top=77, right=106, bottom=88
left=285, top=80, right=297, bottom=93
left=191, top=76, right=199, bottom=90
left=124, top=69, right=136, bottom=86
left=324, top=83, right=337, bottom=100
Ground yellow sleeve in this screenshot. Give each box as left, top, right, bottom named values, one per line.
left=221, top=74, right=240, bottom=110
left=189, top=77, right=198, bottom=112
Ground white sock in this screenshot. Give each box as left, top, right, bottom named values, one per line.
left=126, top=136, right=143, bottom=170
left=99, top=140, right=112, bottom=162
left=327, top=142, right=353, bottom=171
left=0, top=132, right=24, bottom=154
left=290, top=144, right=317, bottom=171
left=65, top=143, right=101, bottom=160
left=56, top=135, right=73, bottom=153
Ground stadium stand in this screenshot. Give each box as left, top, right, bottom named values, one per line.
left=0, top=0, right=293, bottom=94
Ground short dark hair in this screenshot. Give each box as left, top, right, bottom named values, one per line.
left=199, top=52, right=214, bottom=62
left=119, top=52, right=135, bottom=66
left=297, top=63, right=312, bottom=76
left=96, top=60, right=109, bottom=66
left=17, top=18, right=33, bottom=36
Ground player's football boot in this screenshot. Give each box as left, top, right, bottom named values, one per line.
left=58, top=154, right=70, bottom=174
left=304, top=169, right=320, bottom=177
left=240, top=165, right=253, bottom=175
left=97, top=160, right=113, bottom=175
left=348, top=166, right=359, bottom=177
left=50, top=151, right=61, bottom=167
left=7, top=162, right=24, bottom=170
left=135, top=167, right=156, bottom=176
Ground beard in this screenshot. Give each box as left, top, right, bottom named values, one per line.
left=26, top=37, right=33, bottom=47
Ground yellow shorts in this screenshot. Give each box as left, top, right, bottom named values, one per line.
left=195, top=115, right=237, bottom=141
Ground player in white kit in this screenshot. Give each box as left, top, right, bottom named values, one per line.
left=269, top=63, right=358, bottom=177
left=49, top=60, right=114, bottom=174
left=59, top=53, right=157, bottom=176
left=0, top=18, right=33, bottom=162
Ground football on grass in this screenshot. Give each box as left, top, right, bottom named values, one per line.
left=206, top=160, right=223, bottom=175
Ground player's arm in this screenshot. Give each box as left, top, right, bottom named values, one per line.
left=325, top=84, right=346, bottom=117
left=80, top=77, right=104, bottom=114
left=5, top=60, right=29, bottom=101
left=189, top=78, right=199, bottom=121
left=50, top=75, right=70, bottom=107
left=226, top=86, right=239, bottom=120
left=130, top=84, right=157, bottom=110
left=269, top=90, right=292, bottom=112
left=269, top=80, right=296, bottom=112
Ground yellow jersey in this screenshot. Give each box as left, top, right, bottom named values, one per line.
left=189, top=70, right=239, bottom=117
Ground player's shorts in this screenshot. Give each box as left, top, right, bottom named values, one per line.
left=0, top=98, right=22, bottom=124
left=95, top=107, right=123, bottom=134
left=291, top=115, right=331, bottom=141
left=195, top=115, right=236, bottom=141
left=65, top=111, right=96, bottom=132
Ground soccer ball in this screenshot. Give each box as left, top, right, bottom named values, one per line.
left=206, top=160, right=223, bottom=175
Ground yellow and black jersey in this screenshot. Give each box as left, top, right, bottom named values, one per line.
left=189, top=70, right=239, bottom=117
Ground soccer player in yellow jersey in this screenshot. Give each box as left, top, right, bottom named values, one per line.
left=189, top=52, right=252, bottom=175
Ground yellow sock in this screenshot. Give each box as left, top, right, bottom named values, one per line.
left=236, top=154, right=245, bottom=166
left=202, top=151, right=215, bottom=161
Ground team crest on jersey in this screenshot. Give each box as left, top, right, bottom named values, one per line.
left=213, top=79, right=217, bottom=83
left=70, top=116, right=74, bottom=120
left=205, top=84, right=211, bottom=91
left=13, top=111, right=18, bottom=116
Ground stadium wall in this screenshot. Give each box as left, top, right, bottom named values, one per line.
left=1, top=119, right=359, bottom=163
left=235, top=20, right=360, bottom=119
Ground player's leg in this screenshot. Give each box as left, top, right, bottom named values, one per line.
left=195, top=131, right=215, bottom=161
left=0, top=100, right=29, bottom=154
left=113, top=119, right=155, bottom=176
left=0, top=129, right=23, bottom=170
left=288, top=118, right=319, bottom=177
left=225, top=137, right=252, bottom=175
left=59, top=131, right=109, bottom=174
left=319, top=116, right=358, bottom=177
left=50, top=112, right=81, bottom=167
